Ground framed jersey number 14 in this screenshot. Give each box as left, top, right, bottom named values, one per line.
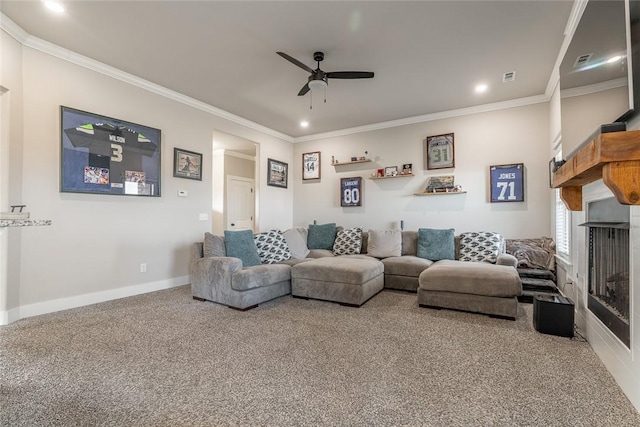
left=490, top=163, right=524, bottom=203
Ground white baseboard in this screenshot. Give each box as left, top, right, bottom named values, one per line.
left=0, top=276, right=189, bottom=325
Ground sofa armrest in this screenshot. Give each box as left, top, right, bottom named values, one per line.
left=496, top=253, right=518, bottom=268
left=190, top=256, right=243, bottom=301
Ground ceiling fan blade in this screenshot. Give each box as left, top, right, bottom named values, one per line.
left=277, top=52, right=314, bottom=74
left=297, top=83, right=310, bottom=96
left=326, top=71, right=374, bottom=79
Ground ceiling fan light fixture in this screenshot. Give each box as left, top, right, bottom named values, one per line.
left=308, top=79, right=328, bottom=92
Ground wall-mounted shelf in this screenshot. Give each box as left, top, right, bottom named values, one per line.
left=552, top=130, right=640, bottom=211
left=332, top=159, right=371, bottom=166
left=413, top=191, right=466, bottom=196
left=370, top=174, right=414, bottom=180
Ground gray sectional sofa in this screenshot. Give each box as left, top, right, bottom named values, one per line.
left=190, top=226, right=522, bottom=317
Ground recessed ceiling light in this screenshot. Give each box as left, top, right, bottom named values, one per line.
left=475, top=83, right=488, bottom=94
left=42, top=0, right=65, bottom=14
left=300, top=121, right=309, bottom=128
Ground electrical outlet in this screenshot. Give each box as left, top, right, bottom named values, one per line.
left=140, top=263, right=147, bottom=273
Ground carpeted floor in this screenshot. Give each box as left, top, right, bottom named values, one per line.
left=1, top=285, right=639, bottom=426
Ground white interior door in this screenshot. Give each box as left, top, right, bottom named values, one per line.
left=226, top=175, right=254, bottom=231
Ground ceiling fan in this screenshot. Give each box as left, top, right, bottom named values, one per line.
left=276, top=51, right=374, bottom=99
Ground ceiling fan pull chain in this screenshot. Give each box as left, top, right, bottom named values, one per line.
left=324, top=85, right=327, bottom=103
left=310, top=90, right=313, bottom=109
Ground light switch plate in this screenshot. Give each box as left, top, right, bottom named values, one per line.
left=199, top=213, right=208, bottom=221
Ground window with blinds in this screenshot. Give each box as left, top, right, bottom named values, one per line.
left=555, top=188, right=570, bottom=257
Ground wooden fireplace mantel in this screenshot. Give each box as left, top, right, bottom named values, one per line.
left=551, top=130, right=640, bottom=211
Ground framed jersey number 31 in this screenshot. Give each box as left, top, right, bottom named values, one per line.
left=490, top=163, right=524, bottom=203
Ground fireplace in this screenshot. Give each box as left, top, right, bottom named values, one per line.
left=582, top=197, right=630, bottom=348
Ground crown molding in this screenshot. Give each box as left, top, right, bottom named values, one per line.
left=3, top=11, right=558, bottom=146
left=0, top=13, right=294, bottom=143
left=560, top=77, right=628, bottom=99
left=293, top=94, right=548, bottom=143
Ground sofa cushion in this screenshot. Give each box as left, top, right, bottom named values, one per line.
left=283, top=228, right=310, bottom=259
left=254, top=229, right=292, bottom=264
left=231, top=264, right=291, bottom=291
left=381, top=255, right=433, bottom=277
left=307, top=223, right=337, bottom=250
left=401, top=231, right=418, bottom=256
left=224, top=230, right=261, bottom=267
left=203, top=232, right=226, bottom=257
left=418, top=259, right=521, bottom=297
left=367, top=229, right=402, bottom=258
left=417, top=228, right=455, bottom=261
left=459, top=231, right=503, bottom=263
left=333, top=227, right=363, bottom=255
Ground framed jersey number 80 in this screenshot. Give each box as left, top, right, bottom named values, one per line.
left=341, top=177, right=363, bottom=207
left=490, top=163, right=524, bottom=203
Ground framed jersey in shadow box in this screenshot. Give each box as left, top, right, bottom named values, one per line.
left=60, top=106, right=161, bottom=196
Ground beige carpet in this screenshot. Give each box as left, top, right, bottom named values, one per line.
left=1, top=285, right=639, bottom=426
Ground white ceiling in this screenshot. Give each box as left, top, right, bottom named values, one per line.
left=1, top=1, right=573, bottom=139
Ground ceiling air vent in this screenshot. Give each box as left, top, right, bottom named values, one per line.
left=574, top=53, right=592, bottom=68
left=502, top=71, right=516, bottom=82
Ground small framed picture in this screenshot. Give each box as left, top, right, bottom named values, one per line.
left=385, top=166, right=398, bottom=177
left=402, top=163, right=413, bottom=175
left=302, top=151, right=321, bottom=180
left=490, top=163, right=524, bottom=202
left=267, top=158, right=288, bottom=188
left=173, top=148, right=202, bottom=181
left=425, top=133, right=455, bottom=170
left=341, top=177, right=362, bottom=207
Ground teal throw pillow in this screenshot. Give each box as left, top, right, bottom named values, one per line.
left=224, top=230, right=261, bottom=267
left=417, top=228, right=455, bottom=261
left=307, top=223, right=337, bottom=250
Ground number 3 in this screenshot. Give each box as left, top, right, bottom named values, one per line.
left=110, top=144, right=123, bottom=162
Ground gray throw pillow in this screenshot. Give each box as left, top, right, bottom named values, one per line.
left=203, top=232, right=226, bottom=258
left=307, top=223, right=337, bottom=250
left=283, top=228, right=310, bottom=259
left=417, top=228, right=455, bottom=261
left=367, top=229, right=402, bottom=258
left=224, top=230, right=261, bottom=267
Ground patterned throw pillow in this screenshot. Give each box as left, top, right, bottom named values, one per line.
left=459, top=231, right=503, bottom=263
left=333, top=227, right=363, bottom=255
left=254, top=230, right=292, bottom=264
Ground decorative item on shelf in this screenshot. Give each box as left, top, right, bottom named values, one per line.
left=425, top=133, right=455, bottom=170
left=490, top=163, right=524, bottom=203
left=377, top=169, right=384, bottom=177
left=0, top=205, right=29, bottom=220
left=340, top=177, right=363, bottom=207
left=302, top=151, right=321, bottom=180
left=385, top=166, right=398, bottom=177
left=424, top=175, right=458, bottom=193
left=359, top=151, right=369, bottom=161
left=267, top=158, right=288, bottom=188
left=548, top=158, right=566, bottom=188
left=401, top=163, right=413, bottom=175
left=351, top=157, right=358, bottom=162
left=331, top=155, right=336, bottom=165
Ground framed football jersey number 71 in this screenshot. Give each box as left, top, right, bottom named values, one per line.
left=60, top=106, right=161, bottom=196
left=490, top=163, right=524, bottom=203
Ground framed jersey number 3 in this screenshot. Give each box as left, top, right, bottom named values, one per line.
left=60, top=106, right=161, bottom=196
left=490, top=163, right=524, bottom=203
